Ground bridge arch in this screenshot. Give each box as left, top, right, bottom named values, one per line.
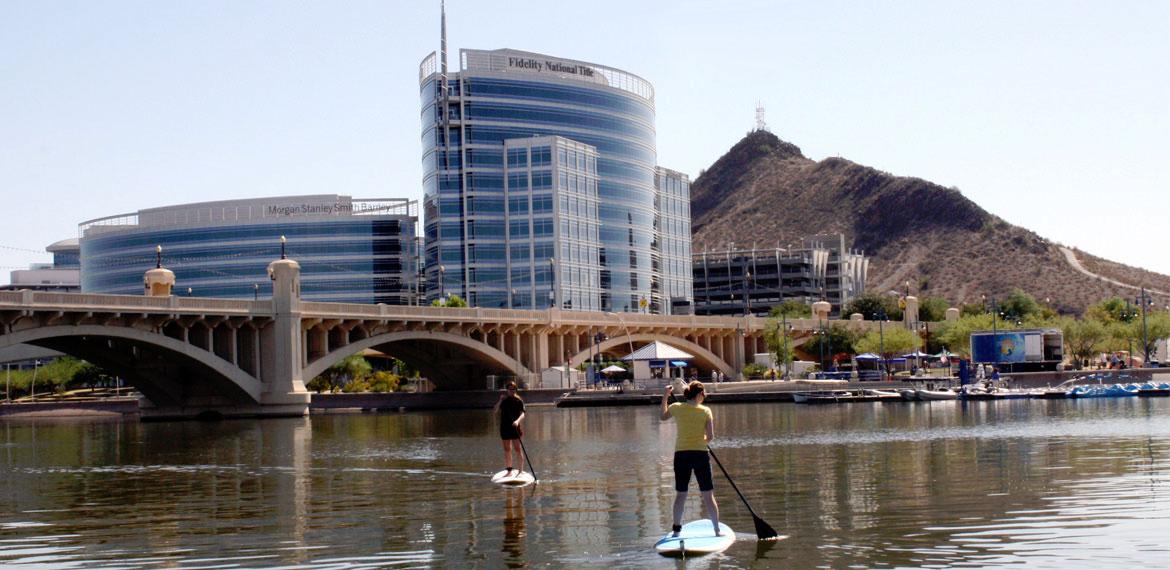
left=567, top=333, right=735, bottom=377
left=302, top=330, right=531, bottom=391
left=0, top=325, right=263, bottom=406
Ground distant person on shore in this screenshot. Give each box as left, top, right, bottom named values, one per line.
left=660, top=381, right=721, bottom=538
left=494, top=381, right=526, bottom=476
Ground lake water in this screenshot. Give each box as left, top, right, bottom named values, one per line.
left=3, top=398, right=1170, bottom=568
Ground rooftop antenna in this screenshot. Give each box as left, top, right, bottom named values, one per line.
left=440, top=0, right=448, bottom=80
left=754, top=101, right=768, bottom=132
left=439, top=1, right=452, bottom=171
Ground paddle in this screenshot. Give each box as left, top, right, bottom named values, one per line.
left=706, top=446, right=778, bottom=539
left=517, top=435, right=538, bottom=483
left=669, top=389, right=779, bottom=540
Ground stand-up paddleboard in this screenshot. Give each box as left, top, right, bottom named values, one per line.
left=654, top=521, right=734, bottom=557
left=490, top=469, right=535, bottom=487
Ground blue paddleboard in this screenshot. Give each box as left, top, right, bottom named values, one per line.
left=654, top=520, right=734, bottom=556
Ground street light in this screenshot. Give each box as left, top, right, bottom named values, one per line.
left=280, top=235, right=287, bottom=260
left=876, top=309, right=888, bottom=380
left=606, top=312, right=636, bottom=385
left=744, top=270, right=752, bottom=316
left=987, top=296, right=999, bottom=372
left=253, top=283, right=259, bottom=300
left=30, top=360, right=40, bottom=401
left=775, top=314, right=794, bottom=380
left=438, top=265, right=446, bottom=302
left=549, top=258, right=556, bottom=309
left=187, top=287, right=193, bottom=297
left=1138, top=288, right=1152, bottom=367
left=510, top=288, right=518, bottom=309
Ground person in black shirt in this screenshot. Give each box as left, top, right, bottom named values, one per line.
left=494, top=381, right=526, bottom=475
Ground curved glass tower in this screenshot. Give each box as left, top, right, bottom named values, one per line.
left=420, top=48, right=688, bottom=313
left=79, top=196, right=419, bottom=304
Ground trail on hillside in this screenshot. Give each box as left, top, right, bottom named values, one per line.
left=1059, top=247, right=1169, bottom=296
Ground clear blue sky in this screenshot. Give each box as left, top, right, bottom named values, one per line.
left=2, top=1, right=1168, bottom=284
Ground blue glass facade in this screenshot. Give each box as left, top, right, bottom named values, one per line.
left=420, top=48, right=688, bottom=313
left=80, top=196, right=419, bottom=304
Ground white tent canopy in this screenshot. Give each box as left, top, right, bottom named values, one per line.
left=621, top=341, right=694, bottom=361
left=600, top=365, right=627, bottom=374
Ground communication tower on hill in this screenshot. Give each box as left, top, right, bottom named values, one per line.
left=754, top=101, right=768, bottom=132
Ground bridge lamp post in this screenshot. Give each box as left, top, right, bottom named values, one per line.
left=253, top=283, right=259, bottom=300
left=280, top=235, right=287, bottom=259
left=875, top=309, right=888, bottom=380
left=604, top=311, right=636, bottom=368
left=438, top=265, right=446, bottom=303
left=816, top=317, right=827, bottom=375
left=187, top=287, right=193, bottom=297
left=510, top=288, right=518, bottom=310
left=744, top=270, right=752, bottom=317
left=549, top=258, right=557, bottom=309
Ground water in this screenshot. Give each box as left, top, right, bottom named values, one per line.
left=3, top=398, right=1170, bottom=568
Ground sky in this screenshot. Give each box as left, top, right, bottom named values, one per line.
left=2, top=1, right=1168, bottom=284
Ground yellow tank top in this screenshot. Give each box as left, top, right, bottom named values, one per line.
left=668, top=402, right=712, bottom=451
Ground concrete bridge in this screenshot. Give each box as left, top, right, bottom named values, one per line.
left=0, top=259, right=892, bottom=419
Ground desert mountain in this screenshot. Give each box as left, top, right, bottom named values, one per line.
left=690, top=130, right=1170, bottom=315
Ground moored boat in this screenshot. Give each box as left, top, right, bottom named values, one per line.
left=916, top=388, right=959, bottom=401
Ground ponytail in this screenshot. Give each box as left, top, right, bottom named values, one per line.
left=683, top=380, right=705, bottom=400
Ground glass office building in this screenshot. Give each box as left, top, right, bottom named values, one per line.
left=79, top=196, right=420, bottom=304
left=419, top=48, right=691, bottom=313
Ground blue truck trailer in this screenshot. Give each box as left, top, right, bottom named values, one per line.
left=971, top=328, right=1064, bottom=372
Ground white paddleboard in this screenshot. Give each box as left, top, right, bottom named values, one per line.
left=490, top=469, right=535, bottom=487
left=654, top=520, right=735, bottom=557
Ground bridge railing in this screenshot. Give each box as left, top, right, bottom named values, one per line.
left=0, top=291, right=260, bottom=314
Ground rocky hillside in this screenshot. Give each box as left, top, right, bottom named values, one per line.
left=690, top=130, right=1169, bottom=314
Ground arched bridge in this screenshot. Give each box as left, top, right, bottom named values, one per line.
left=0, top=261, right=887, bottom=418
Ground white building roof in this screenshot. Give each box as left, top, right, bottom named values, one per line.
left=622, top=341, right=694, bottom=362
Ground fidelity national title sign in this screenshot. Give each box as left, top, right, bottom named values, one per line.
left=505, top=56, right=595, bottom=78
left=463, top=49, right=608, bottom=86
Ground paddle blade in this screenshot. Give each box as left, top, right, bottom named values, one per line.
left=753, top=514, right=780, bottom=540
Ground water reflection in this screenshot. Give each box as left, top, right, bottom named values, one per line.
left=1, top=400, right=1170, bottom=567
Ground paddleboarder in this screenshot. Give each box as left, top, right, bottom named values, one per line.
left=661, top=381, right=721, bottom=537
left=494, top=381, right=526, bottom=476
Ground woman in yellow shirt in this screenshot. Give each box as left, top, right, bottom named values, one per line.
left=660, top=380, right=721, bottom=537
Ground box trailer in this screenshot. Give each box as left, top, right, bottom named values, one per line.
left=970, top=328, right=1064, bottom=372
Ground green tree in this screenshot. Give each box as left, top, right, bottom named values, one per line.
left=769, top=300, right=811, bottom=318
left=999, top=288, right=1041, bottom=321
left=1087, top=297, right=1135, bottom=324
left=934, top=313, right=1025, bottom=358
left=802, top=324, right=857, bottom=367
left=918, top=296, right=951, bottom=322
left=1060, top=316, right=1107, bottom=369
left=307, top=354, right=372, bottom=393
left=959, top=302, right=985, bottom=317
left=854, top=325, right=921, bottom=356
left=431, top=294, right=469, bottom=308
left=369, top=371, right=402, bottom=392
left=763, top=320, right=796, bottom=375
left=844, top=293, right=902, bottom=321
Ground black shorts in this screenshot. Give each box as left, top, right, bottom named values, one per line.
left=500, top=424, right=523, bottom=441
left=674, top=450, right=714, bottom=492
